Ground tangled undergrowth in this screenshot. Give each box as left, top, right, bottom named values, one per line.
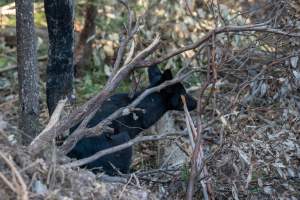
left=0, top=131, right=157, bottom=200
left=1, top=0, right=300, bottom=199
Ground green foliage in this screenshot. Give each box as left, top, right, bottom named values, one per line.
left=34, top=9, right=47, bottom=28
left=96, top=14, right=127, bottom=34
left=180, top=163, right=190, bottom=183
left=77, top=71, right=105, bottom=101
left=0, top=57, right=8, bottom=68
left=0, top=0, right=12, bottom=7
left=0, top=40, right=16, bottom=69
left=0, top=42, right=7, bottom=68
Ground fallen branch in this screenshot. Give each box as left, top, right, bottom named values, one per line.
left=60, top=70, right=194, bottom=154
left=30, top=98, right=67, bottom=152
left=62, top=132, right=179, bottom=168
left=0, top=65, right=17, bottom=74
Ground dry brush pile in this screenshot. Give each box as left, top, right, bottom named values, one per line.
left=0, top=0, right=300, bottom=199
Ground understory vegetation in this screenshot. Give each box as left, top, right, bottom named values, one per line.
left=0, top=0, right=300, bottom=199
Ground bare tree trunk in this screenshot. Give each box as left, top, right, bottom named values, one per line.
left=44, top=0, right=74, bottom=115
left=15, top=0, right=40, bottom=144
left=75, top=0, right=97, bottom=75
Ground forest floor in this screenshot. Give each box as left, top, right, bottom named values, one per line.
left=1, top=0, right=300, bottom=199
left=1, top=64, right=300, bottom=199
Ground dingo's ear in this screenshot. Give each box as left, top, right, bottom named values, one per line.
left=148, top=65, right=162, bottom=86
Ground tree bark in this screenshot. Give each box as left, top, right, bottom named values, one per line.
left=15, top=0, right=40, bottom=144
left=75, top=0, right=97, bottom=75
left=44, top=0, right=74, bottom=115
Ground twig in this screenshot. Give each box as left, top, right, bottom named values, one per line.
left=48, top=139, right=58, bottom=190
left=183, top=0, right=194, bottom=17
left=30, top=98, right=67, bottom=150
left=0, top=151, right=29, bottom=200
left=0, top=171, right=17, bottom=193
left=0, top=65, right=17, bottom=74
left=137, top=24, right=300, bottom=67
left=124, top=40, right=135, bottom=65
left=119, top=174, right=133, bottom=199
left=182, top=96, right=195, bottom=148
left=62, top=132, right=179, bottom=168
left=98, top=174, right=128, bottom=183
left=245, top=163, right=253, bottom=189
left=112, top=1, right=139, bottom=73
left=182, top=96, right=214, bottom=200
left=19, top=159, right=43, bottom=173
